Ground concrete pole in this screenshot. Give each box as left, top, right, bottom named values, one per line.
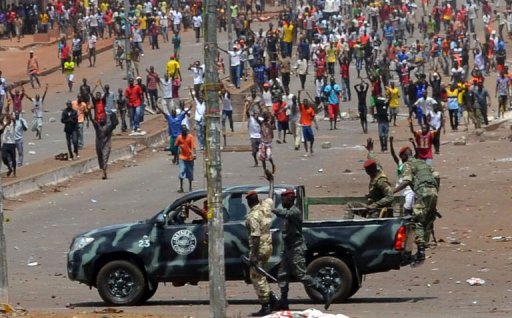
left=227, top=0, right=233, bottom=49
left=123, top=0, right=131, bottom=81
left=0, top=164, right=8, bottom=303
left=204, top=0, right=226, bottom=316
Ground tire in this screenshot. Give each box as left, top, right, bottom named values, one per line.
left=347, top=274, right=362, bottom=299
left=140, top=280, right=159, bottom=303
left=304, top=256, right=353, bottom=304
left=96, top=260, right=147, bottom=306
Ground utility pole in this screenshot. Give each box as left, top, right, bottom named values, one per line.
left=0, top=157, right=7, bottom=303
left=226, top=0, right=233, bottom=49
left=123, top=0, right=131, bottom=81
left=204, top=0, right=226, bottom=316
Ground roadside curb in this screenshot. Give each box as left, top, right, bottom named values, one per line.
left=3, top=122, right=167, bottom=199
left=484, top=118, right=511, bottom=131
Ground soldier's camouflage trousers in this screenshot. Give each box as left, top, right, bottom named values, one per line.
left=277, top=243, right=316, bottom=293
left=250, top=245, right=273, bottom=304
left=412, top=187, right=438, bottom=245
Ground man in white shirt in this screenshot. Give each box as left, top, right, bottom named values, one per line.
left=218, top=45, right=242, bottom=89
left=172, top=9, right=182, bottom=34
left=159, top=73, right=174, bottom=111
left=88, top=32, right=97, bottom=67
left=160, top=11, right=169, bottom=42
left=247, top=108, right=261, bottom=166
left=13, top=112, right=27, bottom=166
left=192, top=12, right=202, bottom=43
left=189, top=61, right=205, bottom=96
left=189, top=88, right=205, bottom=150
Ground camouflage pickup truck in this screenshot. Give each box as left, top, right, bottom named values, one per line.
left=67, top=184, right=414, bottom=306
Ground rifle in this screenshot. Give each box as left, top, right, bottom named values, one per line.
left=241, top=255, right=277, bottom=282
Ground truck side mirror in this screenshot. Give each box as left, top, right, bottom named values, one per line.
left=155, top=213, right=167, bottom=227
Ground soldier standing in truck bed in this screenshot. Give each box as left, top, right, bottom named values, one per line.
left=272, top=189, right=333, bottom=311
left=345, top=138, right=394, bottom=219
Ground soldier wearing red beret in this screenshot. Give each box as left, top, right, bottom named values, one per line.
left=345, top=138, right=394, bottom=219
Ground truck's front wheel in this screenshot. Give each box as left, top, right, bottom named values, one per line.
left=96, top=260, right=147, bottom=306
left=305, top=256, right=353, bottom=303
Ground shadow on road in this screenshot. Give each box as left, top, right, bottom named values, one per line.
left=71, top=296, right=435, bottom=308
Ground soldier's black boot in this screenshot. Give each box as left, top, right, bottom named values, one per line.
left=251, top=303, right=272, bottom=316
left=275, top=291, right=289, bottom=310
left=269, top=291, right=279, bottom=310
left=416, top=244, right=426, bottom=262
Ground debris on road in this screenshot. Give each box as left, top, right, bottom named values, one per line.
left=453, top=136, right=467, bottom=146
left=263, top=308, right=350, bottom=318
left=321, top=141, right=331, bottom=149
left=466, top=277, right=486, bottom=286
left=492, top=236, right=511, bottom=242
left=93, top=308, right=124, bottom=314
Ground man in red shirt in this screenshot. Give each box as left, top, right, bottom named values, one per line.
left=272, top=95, right=288, bottom=144
left=6, top=9, right=16, bottom=39
left=175, top=125, right=197, bottom=193
left=124, top=78, right=143, bottom=133
left=409, top=118, right=437, bottom=165
left=339, top=57, right=351, bottom=101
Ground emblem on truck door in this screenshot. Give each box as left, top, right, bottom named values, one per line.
left=171, top=229, right=197, bottom=255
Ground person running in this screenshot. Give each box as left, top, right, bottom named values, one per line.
left=323, top=77, right=341, bottom=130
left=25, top=84, right=48, bottom=139
left=155, top=103, right=191, bottom=164
left=61, top=101, right=79, bottom=161
left=27, top=50, right=41, bottom=89
left=2, top=113, right=16, bottom=177
left=386, top=82, right=400, bottom=126
left=90, top=112, right=118, bottom=179
left=258, top=111, right=276, bottom=174
left=354, top=79, right=369, bottom=134
left=495, top=71, right=510, bottom=119
left=247, top=106, right=261, bottom=167
left=63, top=56, right=75, bottom=92
left=175, top=124, right=197, bottom=193
left=298, top=91, right=318, bottom=156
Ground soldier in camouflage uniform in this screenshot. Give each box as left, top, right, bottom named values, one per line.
left=245, top=170, right=276, bottom=316
left=272, top=189, right=333, bottom=311
left=345, top=158, right=394, bottom=219
left=394, top=146, right=440, bottom=262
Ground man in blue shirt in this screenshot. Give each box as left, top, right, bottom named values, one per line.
left=156, top=104, right=190, bottom=164
left=323, top=77, right=341, bottom=130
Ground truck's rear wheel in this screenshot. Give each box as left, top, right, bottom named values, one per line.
left=305, top=256, right=353, bottom=303
left=96, top=260, right=147, bottom=306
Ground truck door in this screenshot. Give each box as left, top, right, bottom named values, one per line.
left=153, top=199, right=209, bottom=281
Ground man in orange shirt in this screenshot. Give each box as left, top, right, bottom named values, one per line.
left=175, top=125, right=197, bottom=193
left=72, top=95, right=89, bottom=149
left=298, top=90, right=318, bottom=156
left=27, top=51, right=41, bottom=89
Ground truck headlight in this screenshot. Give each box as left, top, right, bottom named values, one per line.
left=70, top=237, right=95, bottom=252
